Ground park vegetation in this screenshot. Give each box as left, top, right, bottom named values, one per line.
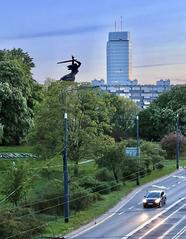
left=0, top=48, right=186, bottom=238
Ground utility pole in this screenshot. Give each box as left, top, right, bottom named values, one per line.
left=136, top=115, right=140, bottom=186
left=176, top=113, right=180, bottom=170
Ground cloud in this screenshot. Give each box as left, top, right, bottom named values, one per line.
left=2, top=24, right=109, bottom=40
left=134, top=62, right=186, bottom=68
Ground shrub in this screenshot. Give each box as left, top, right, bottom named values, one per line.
left=155, top=162, right=164, bottom=170
left=92, top=181, right=111, bottom=194
left=79, top=175, right=98, bottom=189
left=70, top=183, right=94, bottom=211
left=95, top=167, right=114, bottom=181
left=31, top=179, right=64, bottom=215
left=109, top=181, right=122, bottom=192
left=0, top=207, right=45, bottom=239
left=160, top=133, right=186, bottom=158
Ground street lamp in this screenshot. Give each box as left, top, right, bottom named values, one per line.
left=136, top=115, right=140, bottom=186
left=63, top=111, right=69, bottom=223
left=62, top=85, right=99, bottom=223
left=176, top=113, right=180, bottom=170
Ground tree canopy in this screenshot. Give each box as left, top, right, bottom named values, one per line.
left=0, top=48, right=42, bottom=145
left=139, top=85, right=186, bottom=141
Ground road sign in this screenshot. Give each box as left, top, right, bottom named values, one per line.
left=125, top=147, right=140, bottom=157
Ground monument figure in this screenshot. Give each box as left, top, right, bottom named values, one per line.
left=57, top=56, right=81, bottom=81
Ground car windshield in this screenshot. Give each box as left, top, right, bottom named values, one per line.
left=146, top=192, right=161, bottom=198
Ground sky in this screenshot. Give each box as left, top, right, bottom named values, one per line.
left=0, top=0, right=186, bottom=85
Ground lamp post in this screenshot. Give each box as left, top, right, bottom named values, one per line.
left=136, top=115, right=140, bottom=186
left=176, top=113, right=179, bottom=170
left=62, top=85, right=99, bottom=223
left=63, top=111, right=69, bottom=223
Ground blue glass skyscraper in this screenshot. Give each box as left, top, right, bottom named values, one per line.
left=107, top=31, right=132, bottom=85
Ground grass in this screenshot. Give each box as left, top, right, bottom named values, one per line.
left=0, top=145, right=33, bottom=153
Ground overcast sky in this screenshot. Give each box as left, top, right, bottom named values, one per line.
left=0, top=0, right=186, bottom=84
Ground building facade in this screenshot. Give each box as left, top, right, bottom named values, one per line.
left=92, top=79, right=171, bottom=108
left=107, top=32, right=132, bottom=85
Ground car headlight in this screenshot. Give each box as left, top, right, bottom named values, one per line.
left=155, top=198, right=161, bottom=204
left=143, top=198, right=147, bottom=203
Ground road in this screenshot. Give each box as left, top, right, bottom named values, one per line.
left=65, top=169, right=186, bottom=239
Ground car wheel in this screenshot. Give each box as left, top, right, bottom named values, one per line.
left=143, top=204, right=147, bottom=208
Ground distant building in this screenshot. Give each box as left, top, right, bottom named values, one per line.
left=107, top=31, right=132, bottom=85
left=93, top=30, right=171, bottom=107
left=91, top=79, right=171, bottom=108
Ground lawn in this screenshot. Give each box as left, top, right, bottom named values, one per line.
left=0, top=145, right=33, bottom=153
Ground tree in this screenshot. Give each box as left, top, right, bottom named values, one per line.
left=139, top=105, right=177, bottom=141
left=0, top=48, right=42, bottom=145
left=111, top=96, right=139, bottom=141
left=28, top=81, right=115, bottom=176
left=0, top=82, right=32, bottom=144
left=139, top=85, right=186, bottom=141
left=160, top=133, right=186, bottom=158
left=140, top=141, right=166, bottom=170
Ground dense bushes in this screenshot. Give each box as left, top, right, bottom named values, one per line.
left=0, top=207, right=45, bottom=239
left=160, top=133, right=186, bottom=158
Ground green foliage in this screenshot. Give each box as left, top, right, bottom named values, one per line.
left=70, top=182, right=96, bottom=211
left=95, top=167, right=114, bottom=181
left=140, top=140, right=166, bottom=170
left=32, top=179, right=64, bottom=215
left=139, top=85, right=186, bottom=141
left=139, top=106, right=176, bottom=141
left=2, top=162, right=28, bottom=205
left=0, top=48, right=42, bottom=145
left=160, top=133, right=186, bottom=158
left=0, top=207, right=45, bottom=239
left=111, top=96, right=139, bottom=141
left=28, top=80, right=138, bottom=167
left=155, top=162, right=164, bottom=169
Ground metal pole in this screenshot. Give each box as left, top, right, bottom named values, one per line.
left=63, top=112, right=69, bottom=223
left=176, top=114, right=179, bottom=170
left=136, top=115, right=140, bottom=186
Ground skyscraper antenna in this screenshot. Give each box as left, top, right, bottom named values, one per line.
left=121, top=16, right=123, bottom=31
left=114, top=21, right=117, bottom=32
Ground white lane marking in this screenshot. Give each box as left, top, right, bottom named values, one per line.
left=178, top=182, right=181, bottom=184
left=155, top=215, right=186, bottom=239
left=129, top=206, right=134, bottom=210
left=172, top=184, right=176, bottom=187
left=138, top=204, right=186, bottom=239
left=70, top=188, right=143, bottom=238
left=171, top=225, right=186, bottom=239
left=123, top=197, right=186, bottom=239
left=152, top=184, right=168, bottom=190
left=173, top=175, right=186, bottom=179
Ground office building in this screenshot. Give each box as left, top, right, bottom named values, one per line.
left=107, top=31, right=132, bottom=85
left=92, top=79, right=171, bottom=108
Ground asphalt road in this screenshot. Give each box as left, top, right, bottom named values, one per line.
left=65, top=169, right=186, bottom=239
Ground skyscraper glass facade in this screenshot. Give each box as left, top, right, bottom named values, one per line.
left=107, top=32, right=132, bottom=85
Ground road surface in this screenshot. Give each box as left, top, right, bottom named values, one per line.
left=65, top=169, right=186, bottom=239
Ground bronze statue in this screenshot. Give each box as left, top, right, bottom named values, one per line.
left=57, top=56, right=81, bottom=81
